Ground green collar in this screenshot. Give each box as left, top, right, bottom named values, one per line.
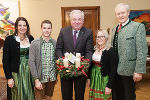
left=40, top=36, right=52, bottom=44
left=121, top=20, right=131, bottom=29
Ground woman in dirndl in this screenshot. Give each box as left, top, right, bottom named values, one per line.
left=87, top=29, right=118, bottom=100
left=2, top=17, right=35, bottom=100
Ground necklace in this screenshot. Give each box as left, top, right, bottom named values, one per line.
left=20, top=38, right=25, bottom=41
left=98, top=45, right=105, bottom=52
left=17, top=35, right=25, bottom=41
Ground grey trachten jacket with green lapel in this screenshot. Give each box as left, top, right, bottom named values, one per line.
left=111, top=20, right=148, bottom=76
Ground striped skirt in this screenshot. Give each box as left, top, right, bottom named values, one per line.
left=89, top=63, right=112, bottom=100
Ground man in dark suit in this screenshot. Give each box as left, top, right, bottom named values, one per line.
left=56, top=10, right=93, bottom=100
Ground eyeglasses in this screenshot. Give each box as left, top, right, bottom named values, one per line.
left=96, top=36, right=105, bottom=39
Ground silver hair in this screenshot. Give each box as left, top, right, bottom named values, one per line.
left=94, top=29, right=112, bottom=50
left=115, top=3, right=130, bottom=12
left=69, top=10, right=84, bottom=20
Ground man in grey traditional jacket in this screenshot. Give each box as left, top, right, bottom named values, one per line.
left=111, top=3, right=148, bottom=100
left=29, top=20, right=57, bottom=100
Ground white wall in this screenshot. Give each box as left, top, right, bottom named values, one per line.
left=20, top=0, right=150, bottom=40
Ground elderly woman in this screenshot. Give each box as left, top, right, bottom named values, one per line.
left=2, top=17, right=35, bottom=100
left=88, top=29, right=118, bottom=100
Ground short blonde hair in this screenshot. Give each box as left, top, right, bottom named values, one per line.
left=95, top=29, right=112, bottom=50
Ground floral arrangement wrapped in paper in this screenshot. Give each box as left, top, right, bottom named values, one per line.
left=56, top=52, right=90, bottom=79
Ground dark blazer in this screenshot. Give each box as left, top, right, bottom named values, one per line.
left=56, top=26, right=94, bottom=61
left=2, top=35, right=34, bottom=79
left=90, top=47, right=118, bottom=89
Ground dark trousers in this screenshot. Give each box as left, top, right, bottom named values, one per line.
left=7, top=85, right=12, bottom=100
left=112, top=74, right=136, bottom=100
left=61, top=76, right=86, bottom=100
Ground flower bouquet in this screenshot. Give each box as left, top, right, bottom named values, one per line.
left=56, top=53, right=90, bottom=79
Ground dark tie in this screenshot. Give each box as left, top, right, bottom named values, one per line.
left=73, top=31, right=77, bottom=46
left=117, top=24, right=122, bottom=32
